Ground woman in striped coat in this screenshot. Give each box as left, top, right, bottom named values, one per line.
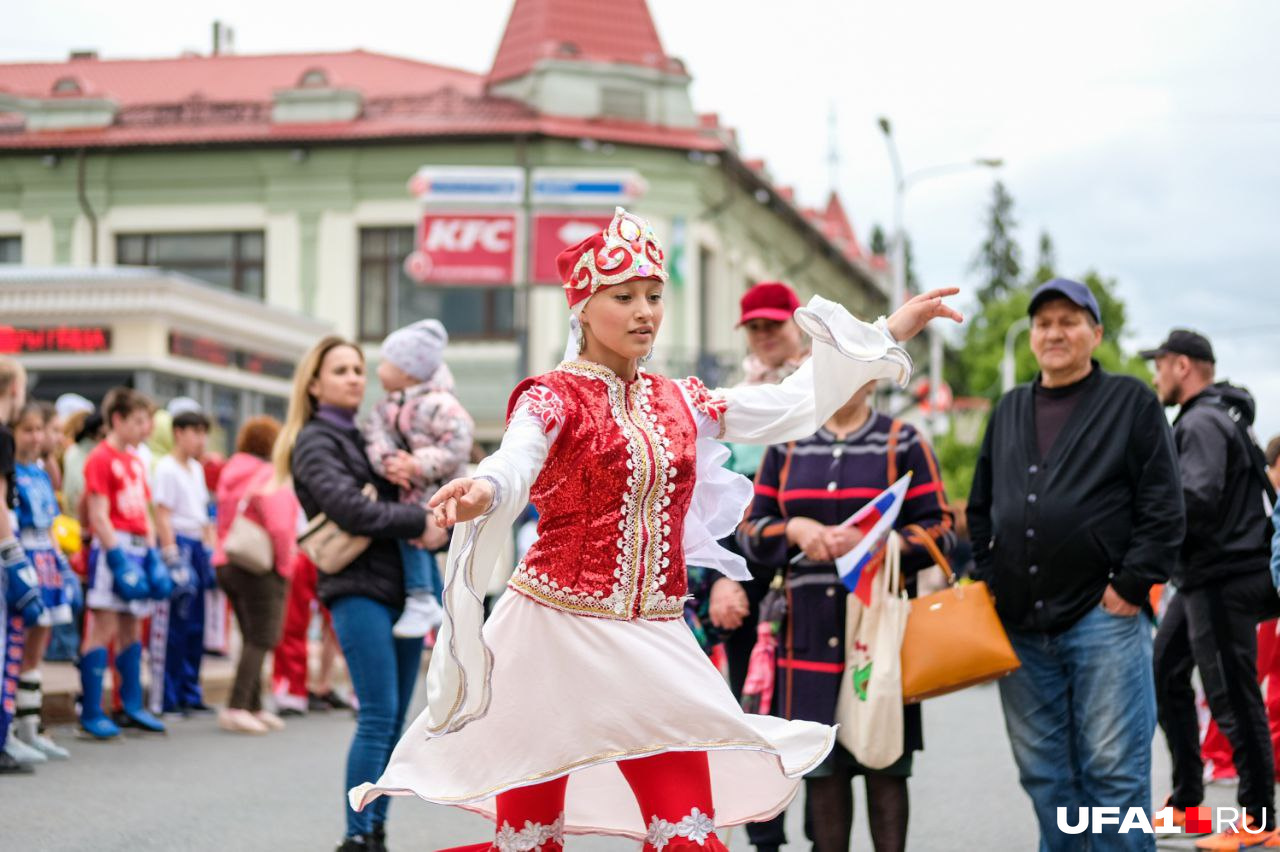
left=738, top=379, right=955, bottom=852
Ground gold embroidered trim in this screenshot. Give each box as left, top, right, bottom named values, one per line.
left=508, top=360, right=682, bottom=620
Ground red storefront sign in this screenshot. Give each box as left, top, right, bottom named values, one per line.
left=0, top=325, right=112, bottom=354
left=170, top=332, right=233, bottom=366
left=531, top=213, right=614, bottom=284
left=169, top=333, right=295, bottom=380
left=404, top=212, right=518, bottom=285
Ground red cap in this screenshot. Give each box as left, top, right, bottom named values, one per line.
left=738, top=281, right=800, bottom=326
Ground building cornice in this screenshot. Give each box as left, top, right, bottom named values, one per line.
left=0, top=268, right=332, bottom=358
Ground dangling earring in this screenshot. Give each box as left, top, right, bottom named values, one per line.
left=640, top=348, right=654, bottom=364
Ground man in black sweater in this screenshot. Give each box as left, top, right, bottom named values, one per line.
left=968, top=279, right=1184, bottom=851
left=1144, top=329, right=1280, bottom=844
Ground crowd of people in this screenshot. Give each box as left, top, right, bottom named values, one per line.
left=0, top=366, right=426, bottom=759
left=2, top=208, right=1279, bottom=852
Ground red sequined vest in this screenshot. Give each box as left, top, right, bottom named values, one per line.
left=505, top=361, right=699, bottom=621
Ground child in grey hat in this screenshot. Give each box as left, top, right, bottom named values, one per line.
left=363, top=320, right=475, bottom=638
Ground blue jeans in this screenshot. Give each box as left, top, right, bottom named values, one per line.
left=397, top=542, right=440, bottom=598
left=330, top=596, right=423, bottom=838
left=999, top=605, right=1156, bottom=852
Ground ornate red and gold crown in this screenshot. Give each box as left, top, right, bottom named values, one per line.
left=556, top=207, right=667, bottom=310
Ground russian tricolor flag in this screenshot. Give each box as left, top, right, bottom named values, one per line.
left=836, top=473, right=912, bottom=605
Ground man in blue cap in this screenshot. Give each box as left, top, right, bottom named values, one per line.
left=968, top=279, right=1185, bottom=851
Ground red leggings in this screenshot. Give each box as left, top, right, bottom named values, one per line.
left=441, top=751, right=728, bottom=852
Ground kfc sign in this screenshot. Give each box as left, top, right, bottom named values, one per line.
left=404, top=213, right=518, bottom=285
left=531, top=214, right=614, bottom=285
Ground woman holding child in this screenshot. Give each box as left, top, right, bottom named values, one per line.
left=280, top=336, right=436, bottom=852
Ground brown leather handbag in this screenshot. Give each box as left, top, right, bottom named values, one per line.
left=899, top=524, right=1021, bottom=703
left=297, top=484, right=377, bottom=575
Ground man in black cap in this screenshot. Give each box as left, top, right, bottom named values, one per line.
left=1145, top=329, right=1280, bottom=845
left=968, top=279, right=1184, bottom=851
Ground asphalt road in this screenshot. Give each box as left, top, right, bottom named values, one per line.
left=0, top=678, right=1248, bottom=851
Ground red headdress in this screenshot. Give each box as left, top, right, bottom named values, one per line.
left=555, top=207, right=667, bottom=311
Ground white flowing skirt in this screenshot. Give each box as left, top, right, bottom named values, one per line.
left=350, top=592, right=835, bottom=840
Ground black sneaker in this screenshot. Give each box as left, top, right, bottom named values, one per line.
left=335, top=834, right=372, bottom=851
left=183, top=701, right=216, bottom=715
left=278, top=707, right=305, bottom=718
left=0, top=751, right=34, bottom=774
left=371, top=823, right=387, bottom=852
left=317, top=690, right=354, bottom=712
left=308, top=691, right=332, bottom=713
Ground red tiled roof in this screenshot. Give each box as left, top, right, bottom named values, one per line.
left=487, top=0, right=674, bottom=85
left=0, top=50, right=482, bottom=104
left=816, top=191, right=865, bottom=259
left=0, top=49, right=721, bottom=152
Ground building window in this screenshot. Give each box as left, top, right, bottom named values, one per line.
left=600, top=87, right=647, bottom=121
left=0, top=236, right=20, bottom=264
left=358, top=227, right=515, bottom=342
left=116, top=232, right=265, bottom=299
left=262, top=395, right=288, bottom=422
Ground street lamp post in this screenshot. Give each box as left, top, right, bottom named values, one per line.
left=877, top=117, right=1002, bottom=433
left=1002, top=316, right=1031, bottom=393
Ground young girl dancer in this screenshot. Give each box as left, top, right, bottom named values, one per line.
left=351, top=208, right=960, bottom=852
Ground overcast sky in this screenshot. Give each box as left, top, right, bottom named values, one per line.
left=6, top=0, right=1279, bottom=437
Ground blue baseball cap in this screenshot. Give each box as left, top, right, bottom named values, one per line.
left=1028, top=278, right=1101, bottom=324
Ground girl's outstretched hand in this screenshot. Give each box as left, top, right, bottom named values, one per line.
left=886, top=287, right=964, bottom=342
left=428, top=477, right=495, bottom=529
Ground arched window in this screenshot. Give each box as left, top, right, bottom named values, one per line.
left=298, top=68, right=329, bottom=88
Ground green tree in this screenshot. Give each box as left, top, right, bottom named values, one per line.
left=1031, top=231, right=1056, bottom=285
left=869, top=225, right=918, bottom=291
left=971, top=180, right=1022, bottom=305
left=870, top=224, right=887, bottom=256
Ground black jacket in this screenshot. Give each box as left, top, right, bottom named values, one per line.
left=1171, top=383, right=1273, bottom=588
left=967, top=364, right=1185, bottom=633
left=291, top=417, right=427, bottom=610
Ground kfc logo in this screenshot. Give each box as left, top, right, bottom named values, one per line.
left=405, top=212, right=518, bottom=285
left=424, top=217, right=513, bottom=253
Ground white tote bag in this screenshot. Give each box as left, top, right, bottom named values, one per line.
left=836, top=532, right=910, bottom=769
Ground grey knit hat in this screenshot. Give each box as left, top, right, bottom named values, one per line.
left=382, top=319, right=448, bottom=383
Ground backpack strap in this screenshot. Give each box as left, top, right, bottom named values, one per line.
left=886, top=418, right=904, bottom=483
left=1202, top=397, right=1277, bottom=508
left=777, top=440, right=798, bottom=496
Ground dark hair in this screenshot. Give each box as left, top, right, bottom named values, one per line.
left=1267, top=435, right=1280, bottom=469
left=172, top=410, right=211, bottom=432
left=102, top=386, right=152, bottom=429
left=236, top=415, right=281, bottom=460
left=76, top=411, right=105, bottom=443
left=15, top=401, right=49, bottom=427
